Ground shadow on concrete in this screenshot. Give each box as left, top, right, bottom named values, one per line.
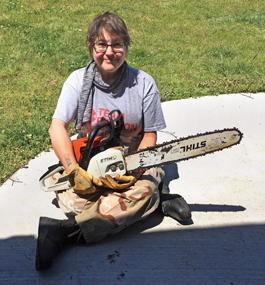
left=189, top=204, right=246, bottom=212
left=0, top=216, right=264, bottom=284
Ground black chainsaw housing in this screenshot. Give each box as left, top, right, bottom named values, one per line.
left=78, top=110, right=124, bottom=170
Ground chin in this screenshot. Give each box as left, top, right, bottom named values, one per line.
left=103, top=65, right=119, bottom=73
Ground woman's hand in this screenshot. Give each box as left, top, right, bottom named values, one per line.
left=68, top=163, right=104, bottom=194
left=49, top=119, right=77, bottom=174
left=137, top=131, right=157, bottom=151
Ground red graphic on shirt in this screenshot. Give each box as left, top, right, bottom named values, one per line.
left=91, top=108, right=97, bottom=122
left=124, top=123, right=137, bottom=132
left=91, top=108, right=138, bottom=132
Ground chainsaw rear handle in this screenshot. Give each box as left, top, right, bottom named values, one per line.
left=79, top=110, right=124, bottom=170
left=99, top=109, right=124, bottom=149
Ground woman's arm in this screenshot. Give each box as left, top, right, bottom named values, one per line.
left=49, top=118, right=77, bottom=174
left=137, top=131, right=157, bottom=151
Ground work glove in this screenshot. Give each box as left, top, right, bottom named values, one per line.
left=99, top=172, right=142, bottom=190
left=67, top=163, right=103, bottom=194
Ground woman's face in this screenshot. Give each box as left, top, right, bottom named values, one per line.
left=92, top=29, right=127, bottom=82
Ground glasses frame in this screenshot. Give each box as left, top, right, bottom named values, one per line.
left=93, top=41, right=126, bottom=53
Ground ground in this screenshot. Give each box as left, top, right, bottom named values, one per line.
left=0, top=93, right=264, bottom=284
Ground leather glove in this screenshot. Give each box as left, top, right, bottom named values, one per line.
left=67, top=164, right=103, bottom=194
left=99, top=172, right=142, bottom=190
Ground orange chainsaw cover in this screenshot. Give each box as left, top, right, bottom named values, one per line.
left=72, top=136, right=104, bottom=162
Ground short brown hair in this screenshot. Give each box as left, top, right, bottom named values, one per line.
left=86, top=12, right=131, bottom=56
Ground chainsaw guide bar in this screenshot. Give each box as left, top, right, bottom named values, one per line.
left=125, top=128, right=243, bottom=173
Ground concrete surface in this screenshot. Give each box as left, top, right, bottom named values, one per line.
left=0, top=93, right=264, bottom=284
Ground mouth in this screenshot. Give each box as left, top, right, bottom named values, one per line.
left=104, top=57, right=115, bottom=62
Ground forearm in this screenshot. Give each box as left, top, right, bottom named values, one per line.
left=137, top=131, right=157, bottom=151
left=49, top=119, right=77, bottom=174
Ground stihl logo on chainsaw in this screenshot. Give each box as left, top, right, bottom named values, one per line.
left=100, top=156, right=117, bottom=163
left=179, top=141, right=206, bottom=152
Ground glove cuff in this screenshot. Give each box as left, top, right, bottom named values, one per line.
left=67, top=163, right=79, bottom=187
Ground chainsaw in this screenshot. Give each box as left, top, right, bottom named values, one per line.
left=39, top=109, right=243, bottom=192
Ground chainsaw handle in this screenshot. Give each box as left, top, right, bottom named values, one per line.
left=39, top=165, right=71, bottom=192
left=99, top=110, right=124, bottom=150
left=78, top=120, right=111, bottom=170
left=78, top=110, right=124, bottom=171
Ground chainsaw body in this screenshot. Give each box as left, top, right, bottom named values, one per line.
left=87, top=147, right=126, bottom=178
left=39, top=110, right=125, bottom=191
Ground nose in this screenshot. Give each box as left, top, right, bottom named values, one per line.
left=105, top=45, right=114, bottom=55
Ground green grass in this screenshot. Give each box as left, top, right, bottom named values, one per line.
left=1, top=0, right=265, bottom=184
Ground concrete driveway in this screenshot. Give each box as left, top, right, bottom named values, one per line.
left=0, top=93, right=264, bottom=284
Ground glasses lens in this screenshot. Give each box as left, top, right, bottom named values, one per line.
left=94, top=42, right=106, bottom=52
left=112, top=43, right=125, bottom=52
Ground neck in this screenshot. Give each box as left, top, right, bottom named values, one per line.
left=98, top=67, right=122, bottom=85
left=101, top=74, right=118, bottom=85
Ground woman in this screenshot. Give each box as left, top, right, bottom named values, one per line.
left=36, top=12, right=191, bottom=271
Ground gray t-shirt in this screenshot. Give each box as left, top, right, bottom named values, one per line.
left=53, top=65, right=166, bottom=151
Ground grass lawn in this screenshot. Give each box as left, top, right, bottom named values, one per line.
left=1, top=0, right=265, bottom=184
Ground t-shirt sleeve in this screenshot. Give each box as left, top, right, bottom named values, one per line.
left=52, top=70, right=83, bottom=125
left=142, top=78, right=166, bottom=132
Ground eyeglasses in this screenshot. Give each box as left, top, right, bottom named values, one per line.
left=93, top=41, right=126, bottom=53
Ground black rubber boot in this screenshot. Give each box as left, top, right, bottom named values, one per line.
left=159, top=183, right=191, bottom=222
left=160, top=193, right=191, bottom=222
left=35, top=217, right=80, bottom=271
